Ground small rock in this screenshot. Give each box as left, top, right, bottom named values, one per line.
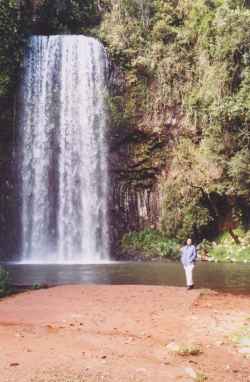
left=136, top=368, right=147, bottom=374
left=188, top=360, right=198, bottom=365
left=239, top=338, right=250, bottom=347
left=184, top=367, right=197, bottom=379
left=124, top=337, right=134, bottom=344
left=10, top=363, right=19, bottom=367
left=215, top=341, right=224, bottom=346
left=101, top=355, right=107, bottom=359
left=239, top=348, right=250, bottom=355
left=166, top=342, right=180, bottom=352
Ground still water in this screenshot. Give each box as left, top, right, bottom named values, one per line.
left=2, top=262, right=250, bottom=294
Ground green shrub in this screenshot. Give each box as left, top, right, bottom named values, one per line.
left=36, top=0, right=101, bottom=35
left=209, top=245, right=230, bottom=261
left=217, top=228, right=245, bottom=244
left=209, top=244, right=250, bottom=262
left=0, top=267, right=9, bottom=297
left=206, top=229, right=250, bottom=262
left=197, top=239, right=213, bottom=256
left=121, top=229, right=180, bottom=259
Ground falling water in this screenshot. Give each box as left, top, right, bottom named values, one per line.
left=18, top=35, right=109, bottom=263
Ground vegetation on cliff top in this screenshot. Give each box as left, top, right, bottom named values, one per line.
left=0, top=0, right=25, bottom=95
left=0, top=0, right=102, bottom=95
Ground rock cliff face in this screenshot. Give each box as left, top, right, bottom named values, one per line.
left=107, top=63, right=183, bottom=254
left=109, top=180, right=161, bottom=251
left=0, top=94, right=18, bottom=260
left=107, top=68, right=153, bottom=253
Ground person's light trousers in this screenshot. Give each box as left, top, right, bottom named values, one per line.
left=184, top=263, right=194, bottom=286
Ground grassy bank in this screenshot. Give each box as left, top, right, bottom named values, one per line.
left=121, top=229, right=250, bottom=263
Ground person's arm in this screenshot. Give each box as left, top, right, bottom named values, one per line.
left=190, top=246, right=197, bottom=262
left=180, top=246, right=185, bottom=263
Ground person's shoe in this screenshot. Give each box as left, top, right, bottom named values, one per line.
left=187, top=285, right=194, bottom=290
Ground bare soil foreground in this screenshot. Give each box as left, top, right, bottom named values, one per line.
left=0, top=286, right=250, bottom=382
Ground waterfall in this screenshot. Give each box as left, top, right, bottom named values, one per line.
left=18, top=35, right=109, bottom=263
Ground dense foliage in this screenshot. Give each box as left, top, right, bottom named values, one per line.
left=199, top=229, right=250, bottom=262
left=34, top=0, right=102, bottom=35
left=0, top=0, right=30, bottom=95
left=122, top=229, right=180, bottom=258
left=99, top=0, right=250, bottom=242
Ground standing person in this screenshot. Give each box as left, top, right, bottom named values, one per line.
left=181, top=238, right=197, bottom=290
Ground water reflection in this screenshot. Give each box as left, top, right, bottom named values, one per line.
left=1, top=262, right=250, bottom=294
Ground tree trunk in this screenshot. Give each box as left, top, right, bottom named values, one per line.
left=229, top=228, right=241, bottom=245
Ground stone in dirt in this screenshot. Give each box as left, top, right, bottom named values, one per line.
left=239, top=348, right=250, bottom=355
left=166, top=341, right=180, bottom=352
left=239, top=338, right=250, bottom=347
left=184, top=367, right=197, bottom=378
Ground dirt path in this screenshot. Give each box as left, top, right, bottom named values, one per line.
left=0, top=285, right=249, bottom=382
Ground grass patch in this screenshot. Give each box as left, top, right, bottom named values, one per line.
left=230, top=324, right=250, bottom=345
left=195, top=373, right=208, bottom=382
left=177, top=345, right=202, bottom=357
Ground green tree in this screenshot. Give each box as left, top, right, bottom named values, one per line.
left=35, top=0, right=101, bottom=34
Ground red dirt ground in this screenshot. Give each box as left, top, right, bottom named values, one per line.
left=0, top=285, right=249, bottom=382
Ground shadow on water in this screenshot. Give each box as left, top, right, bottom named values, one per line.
left=1, top=262, right=250, bottom=294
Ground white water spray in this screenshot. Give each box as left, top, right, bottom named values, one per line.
left=19, top=35, right=109, bottom=263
